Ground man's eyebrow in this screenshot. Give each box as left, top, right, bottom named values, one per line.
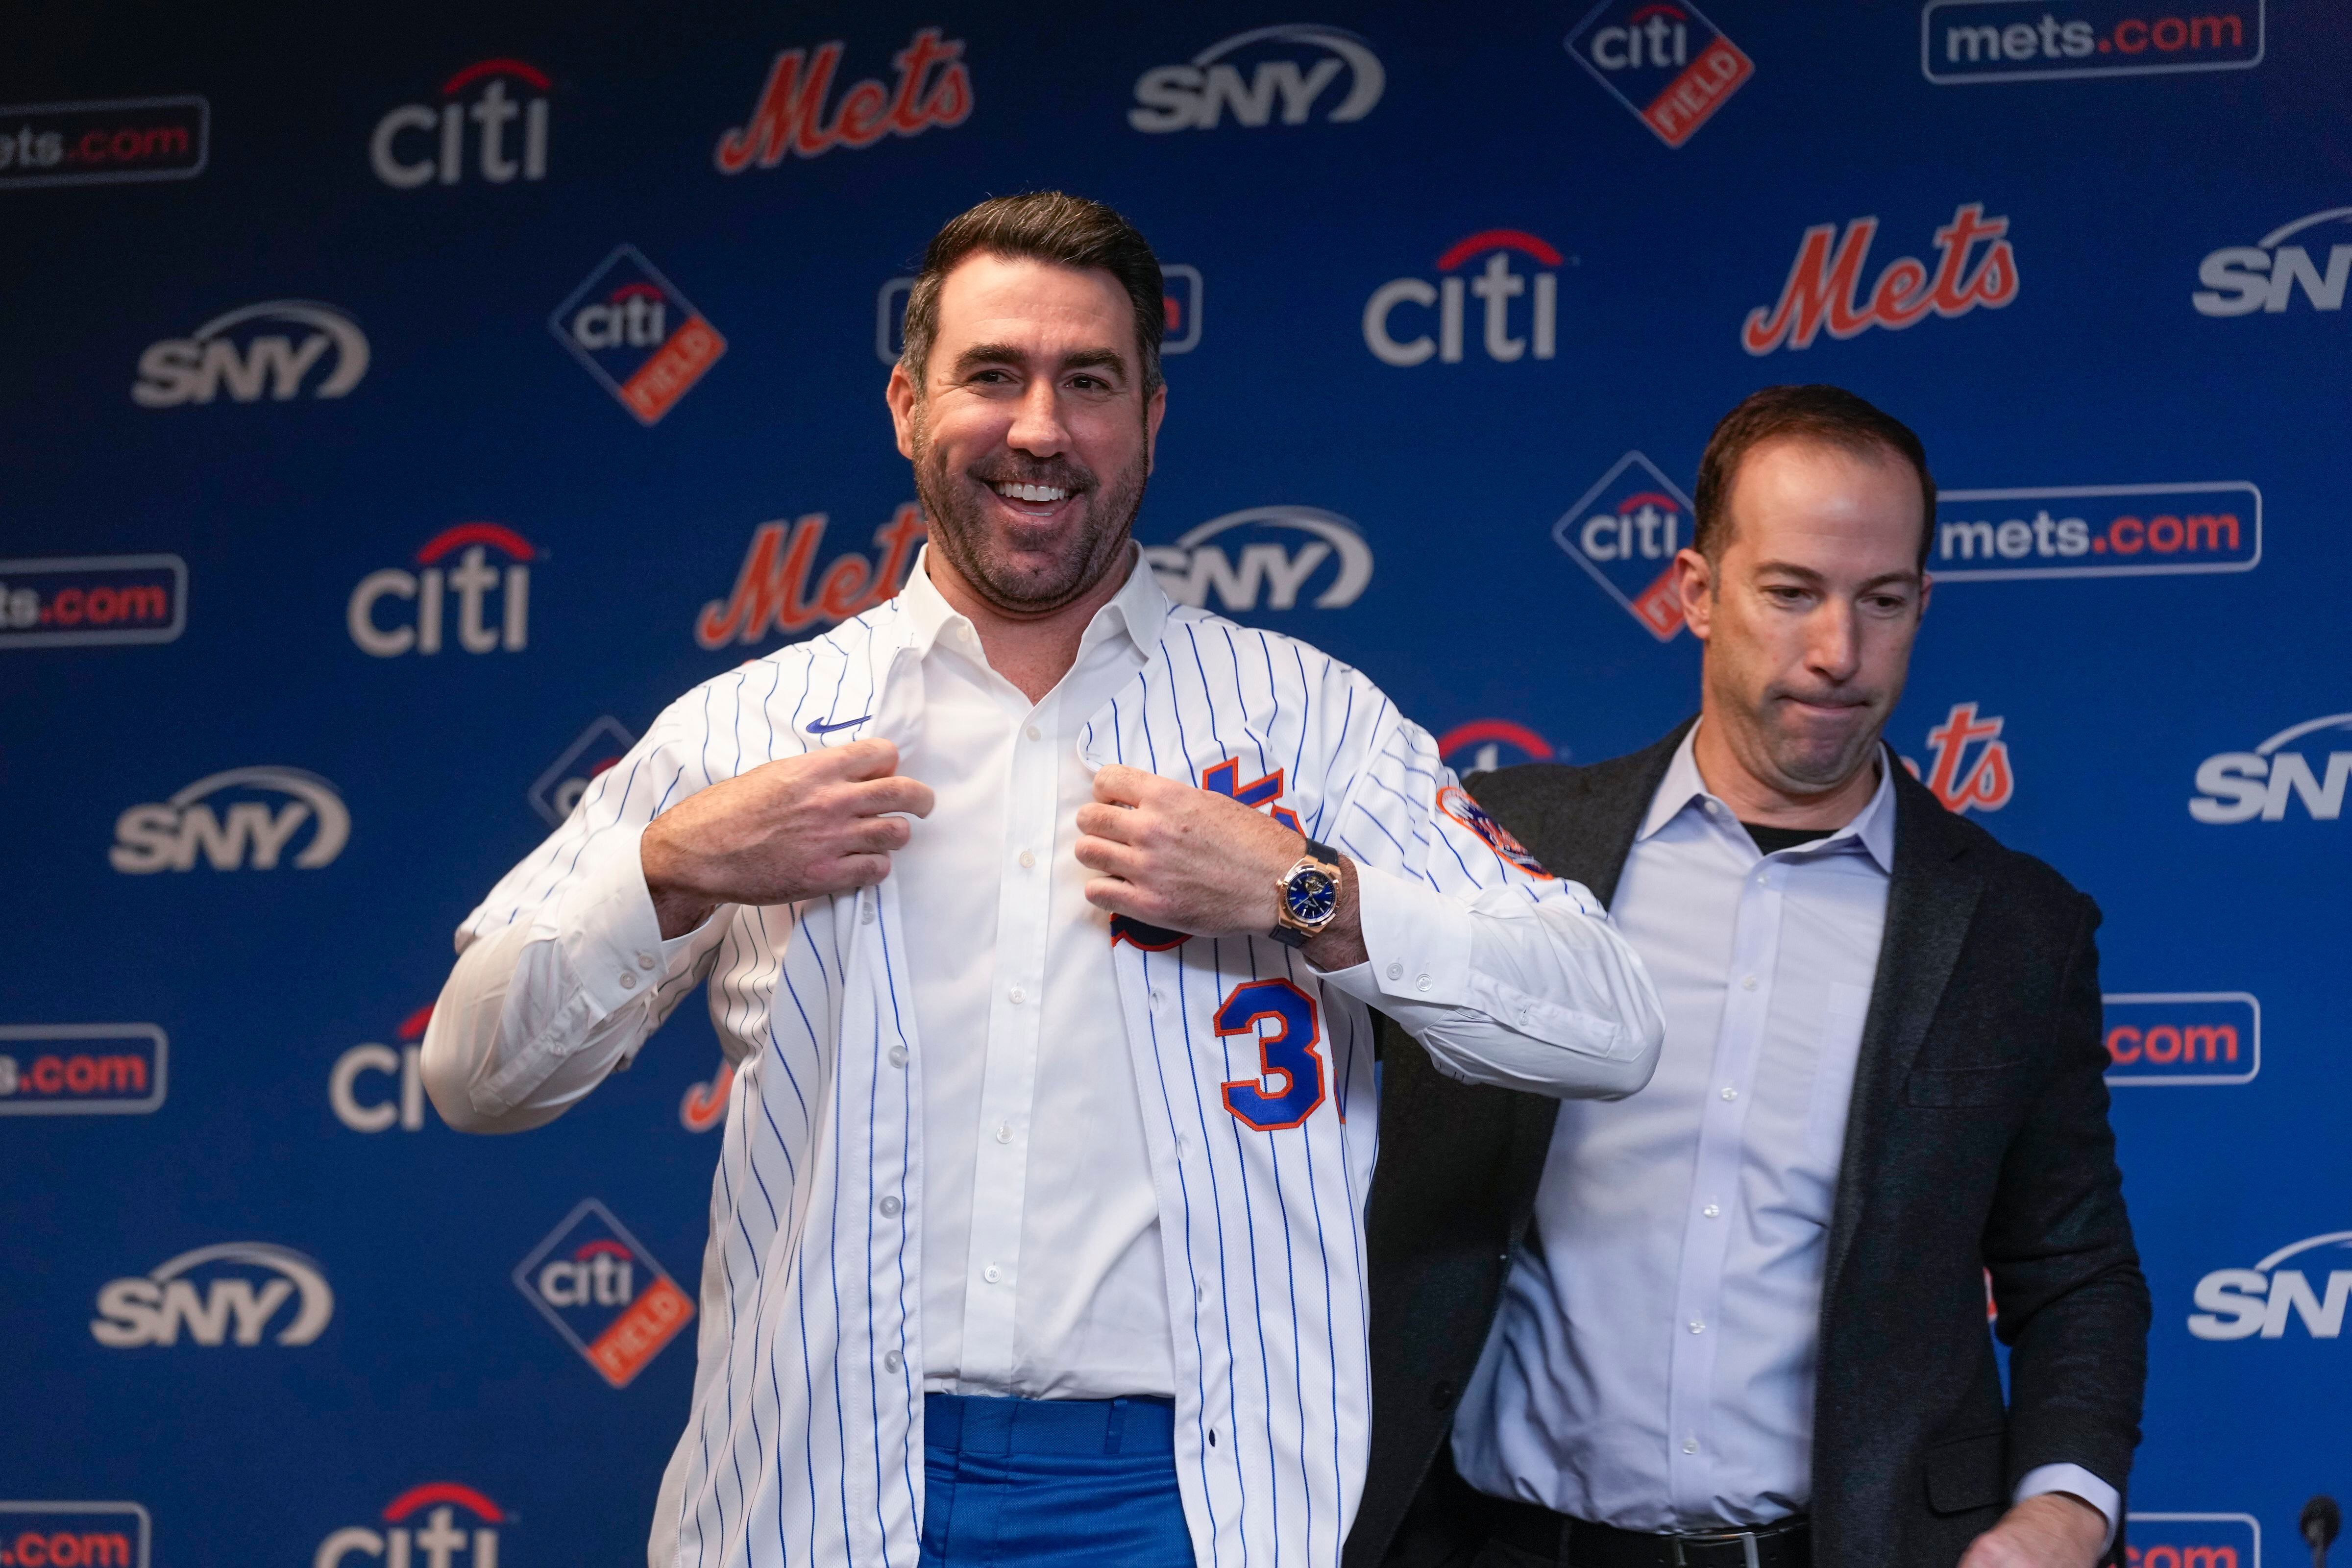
left=1752, top=560, right=1921, bottom=591
left=947, top=342, right=1131, bottom=382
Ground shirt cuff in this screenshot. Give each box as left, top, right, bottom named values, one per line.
left=1325, top=860, right=1473, bottom=1006
left=2014, top=1464, right=2119, bottom=1552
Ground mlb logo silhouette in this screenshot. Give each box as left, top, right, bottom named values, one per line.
left=1565, top=0, right=1754, bottom=148
left=1552, top=451, right=1696, bottom=641
left=513, top=1198, right=694, bottom=1387
left=549, top=245, right=727, bottom=425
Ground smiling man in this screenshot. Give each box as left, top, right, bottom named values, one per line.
left=1352, top=386, right=2150, bottom=1568
left=418, top=193, right=1664, bottom=1568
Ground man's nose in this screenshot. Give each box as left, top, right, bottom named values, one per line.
left=1807, top=601, right=1862, bottom=683
left=1004, top=377, right=1071, bottom=457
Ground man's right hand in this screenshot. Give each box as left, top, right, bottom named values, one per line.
left=639, top=739, right=935, bottom=939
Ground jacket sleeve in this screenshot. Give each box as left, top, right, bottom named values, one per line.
left=1309, top=676, right=1665, bottom=1100
left=1984, top=894, right=2151, bottom=1512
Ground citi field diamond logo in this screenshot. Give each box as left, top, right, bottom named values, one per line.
left=549, top=245, right=727, bottom=425
left=528, top=715, right=637, bottom=826
left=513, top=1199, right=694, bottom=1387
left=1551, top=451, right=1693, bottom=640
left=1565, top=0, right=1754, bottom=148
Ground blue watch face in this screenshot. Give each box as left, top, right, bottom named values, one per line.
left=1285, top=869, right=1338, bottom=924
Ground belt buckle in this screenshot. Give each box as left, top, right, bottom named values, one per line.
left=1669, top=1530, right=1762, bottom=1568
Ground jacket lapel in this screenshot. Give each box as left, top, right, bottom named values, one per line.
left=1470, top=717, right=1693, bottom=907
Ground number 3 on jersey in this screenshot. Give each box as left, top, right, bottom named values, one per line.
left=1218, top=979, right=1325, bottom=1131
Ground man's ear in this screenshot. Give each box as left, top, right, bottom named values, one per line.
left=1673, top=547, right=1716, bottom=642
left=885, top=362, right=919, bottom=461
left=1144, top=382, right=1167, bottom=474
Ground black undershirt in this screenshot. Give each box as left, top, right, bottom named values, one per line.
left=1743, top=822, right=1836, bottom=855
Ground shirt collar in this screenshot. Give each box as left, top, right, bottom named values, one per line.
left=1640, top=721, right=1898, bottom=872
left=895, top=541, right=1168, bottom=662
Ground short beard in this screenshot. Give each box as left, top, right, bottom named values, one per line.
left=909, top=403, right=1151, bottom=618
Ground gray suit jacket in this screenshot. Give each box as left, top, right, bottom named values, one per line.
left=1348, top=722, right=2150, bottom=1568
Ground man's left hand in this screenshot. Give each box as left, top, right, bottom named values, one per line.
left=1958, top=1494, right=2108, bottom=1568
left=1075, top=764, right=1367, bottom=967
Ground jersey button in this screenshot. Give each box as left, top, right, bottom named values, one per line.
left=879, top=1196, right=902, bottom=1218
left=1385, top=961, right=1403, bottom=980
left=618, top=972, right=637, bottom=990
left=883, top=1350, right=903, bottom=1373
left=888, top=1046, right=908, bottom=1068
left=1018, top=850, right=1036, bottom=869
left=637, top=953, right=656, bottom=970
left=983, top=1265, right=1002, bottom=1284
left=994, top=1122, right=1013, bottom=1145
left=1008, top=985, right=1026, bottom=1004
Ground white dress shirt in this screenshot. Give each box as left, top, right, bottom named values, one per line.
left=1452, top=726, right=2117, bottom=1542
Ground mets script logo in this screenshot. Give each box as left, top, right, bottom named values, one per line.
left=110, top=766, right=349, bottom=874
left=2190, top=1229, right=2352, bottom=1341
left=1129, top=24, right=1384, bottom=132
left=370, top=58, right=550, bottom=188
left=550, top=246, right=727, bottom=425
left=1898, top=703, right=2014, bottom=814
left=1143, top=506, right=1373, bottom=613
left=514, top=1199, right=695, bottom=1387
left=330, top=1004, right=436, bottom=1134
left=1553, top=451, right=1693, bottom=640
left=1564, top=0, right=1754, bottom=147
left=0, top=1024, right=168, bottom=1116
left=317, top=1483, right=507, bottom=1568
left=696, top=504, right=927, bottom=648
left=348, top=522, right=535, bottom=658
left=132, top=300, right=368, bottom=407
left=92, top=1242, right=333, bottom=1348
left=715, top=27, right=970, bottom=170
left=2190, top=711, right=2350, bottom=824
left=1743, top=202, right=2017, bottom=354
left=1439, top=784, right=1553, bottom=878
left=1365, top=230, right=1565, bottom=367
left=2194, top=204, right=2351, bottom=318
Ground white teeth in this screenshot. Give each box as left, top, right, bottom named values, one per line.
left=994, top=482, right=1069, bottom=504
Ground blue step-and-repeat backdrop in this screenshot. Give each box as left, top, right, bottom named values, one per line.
left=6, top=2, right=2346, bottom=1563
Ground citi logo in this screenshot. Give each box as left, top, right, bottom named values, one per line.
left=1129, top=24, right=1384, bottom=133
left=715, top=26, right=970, bottom=171
left=514, top=1199, right=695, bottom=1387
left=696, top=504, right=926, bottom=648
left=1439, top=719, right=1558, bottom=777
left=1742, top=202, right=2017, bottom=355
left=110, top=766, right=349, bottom=874
left=348, top=523, right=534, bottom=659
left=2190, top=712, right=2350, bottom=823
left=131, top=300, right=368, bottom=407
left=91, top=1242, right=333, bottom=1348
left=2193, top=204, right=2351, bottom=317
left=369, top=58, right=549, bottom=189
left=1552, top=450, right=1694, bottom=640
left=330, top=1004, right=435, bottom=1134
left=2189, top=1229, right=2352, bottom=1341
left=1365, top=230, right=1565, bottom=367
left=1142, top=506, right=1374, bottom=613
left=317, top=1483, right=507, bottom=1568
left=530, top=715, right=637, bottom=826
left=1899, top=702, right=2014, bottom=815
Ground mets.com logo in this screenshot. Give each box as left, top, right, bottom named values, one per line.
left=514, top=1199, right=694, bottom=1387
left=1564, top=0, right=1754, bottom=147
left=1129, top=24, right=1383, bottom=132
left=2190, top=711, right=2350, bottom=824
left=110, top=766, right=348, bottom=873
left=2189, top=1228, right=2352, bottom=1341
left=1923, top=0, right=2262, bottom=84
left=1932, top=483, right=2258, bottom=579
left=131, top=300, right=368, bottom=407
left=2123, top=1514, right=2262, bottom=1568
left=0, top=554, right=185, bottom=649
left=91, top=1242, right=333, bottom=1348
left=0, top=1503, right=151, bottom=1568
left=0, top=93, right=206, bottom=189
left=316, top=1483, right=507, bottom=1568
left=1143, top=506, right=1374, bottom=614
left=2194, top=203, right=2350, bottom=318
left=0, top=1025, right=167, bottom=1116
left=550, top=246, right=726, bottom=425
left=2103, top=993, right=2258, bottom=1087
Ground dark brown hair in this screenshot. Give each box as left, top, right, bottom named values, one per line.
left=899, top=191, right=1165, bottom=397
left=1692, top=385, right=1936, bottom=570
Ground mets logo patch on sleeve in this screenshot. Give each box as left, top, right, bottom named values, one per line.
left=1437, top=784, right=1553, bottom=879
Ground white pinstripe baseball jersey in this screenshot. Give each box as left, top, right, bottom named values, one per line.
left=442, top=564, right=1661, bottom=1568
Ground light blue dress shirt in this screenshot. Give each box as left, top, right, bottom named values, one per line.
left=1451, top=728, right=2117, bottom=1543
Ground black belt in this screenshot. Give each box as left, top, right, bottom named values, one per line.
left=1465, top=1487, right=1811, bottom=1568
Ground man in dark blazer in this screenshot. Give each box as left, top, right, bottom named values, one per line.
left=1350, top=387, right=2148, bottom=1568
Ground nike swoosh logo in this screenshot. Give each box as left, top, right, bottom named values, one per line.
left=804, top=715, right=872, bottom=735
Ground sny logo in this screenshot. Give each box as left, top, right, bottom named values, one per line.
left=1366, top=230, right=1565, bottom=367
left=370, top=58, right=549, bottom=188
left=2194, top=204, right=2350, bottom=317
left=111, top=766, right=349, bottom=874
left=0, top=553, right=186, bottom=649
left=2103, top=993, right=2259, bottom=1087
left=1552, top=451, right=1693, bottom=640
left=531, top=716, right=637, bottom=826
left=513, top=1199, right=694, bottom=1387
left=0, top=1503, right=150, bottom=1568
left=132, top=300, right=368, bottom=407
left=2190, top=711, right=2350, bottom=823
left=1900, top=703, right=2014, bottom=814
left=1143, top=506, right=1373, bottom=613
left=1933, top=482, right=2259, bottom=579
left=1564, top=0, right=1754, bottom=147
left=1439, top=720, right=1558, bottom=777
left=317, top=1483, right=507, bottom=1568
left=0, top=1024, right=168, bottom=1116
left=2121, top=1514, right=2260, bottom=1568
left=1129, top=25, right=1384, bottom=132
left=878, top=265, right=1202, bottom=364
left=715, top=27, right=970, bottom=171
left=91, top=1242, right=333, bottom=1348
left=330, top=1004, right=435, bottom=1133
left=2190, top=1229, right=2352, bottom=1341
left=1743, top=202, right=2016, bottom=354
left=1924, top=1, right=2261, bottom=84
left=550, top=246, right=727, bottom=425
left=349, top=523, right=535, bottom=659
left=697, top=505, right=926, bottom=647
